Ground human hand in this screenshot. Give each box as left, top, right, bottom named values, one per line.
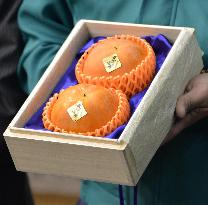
left=164, top=72, right=208, bottom=143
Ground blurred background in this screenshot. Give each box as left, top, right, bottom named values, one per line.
left=29, top=173, right=80, bottom=205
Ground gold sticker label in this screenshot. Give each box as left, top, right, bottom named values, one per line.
left=67, top=101, right=87, bottom=121
left=102, top=54, right=121, bottom=73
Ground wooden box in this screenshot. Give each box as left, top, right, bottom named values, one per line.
left=4, top=20, right=203, bottom=186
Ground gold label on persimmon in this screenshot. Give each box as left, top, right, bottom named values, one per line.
left=102, top=53, right=121, bottom=73
left=67, top=101, right=87, bottom=121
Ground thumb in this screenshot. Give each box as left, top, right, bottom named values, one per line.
left=176, top=88, right=203, bottom=118
left=163, top=107, right=208, bottom=144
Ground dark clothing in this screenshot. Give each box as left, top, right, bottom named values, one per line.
left=0, top=0, right=33, bottom=204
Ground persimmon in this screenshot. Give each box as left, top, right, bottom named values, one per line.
left=76, top=35, right=156, bottom=98
left=42, top=84, right=130, bottom=137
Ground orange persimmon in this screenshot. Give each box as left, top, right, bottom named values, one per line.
left=42, top=84, right=130, bottom=137
left=76, top=35, right=156, bottom=98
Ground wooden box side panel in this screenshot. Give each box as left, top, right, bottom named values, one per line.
left=123, top=30, right=203, bottom=182
left=5, top=133, right=135, bottom=185
left=85, top=20, right=182, bottom=42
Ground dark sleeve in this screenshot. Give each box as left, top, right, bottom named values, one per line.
left=0, top=0, right=27, bottom=134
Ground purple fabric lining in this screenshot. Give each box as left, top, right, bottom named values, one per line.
left=24, top=34, right=172, bottom=139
